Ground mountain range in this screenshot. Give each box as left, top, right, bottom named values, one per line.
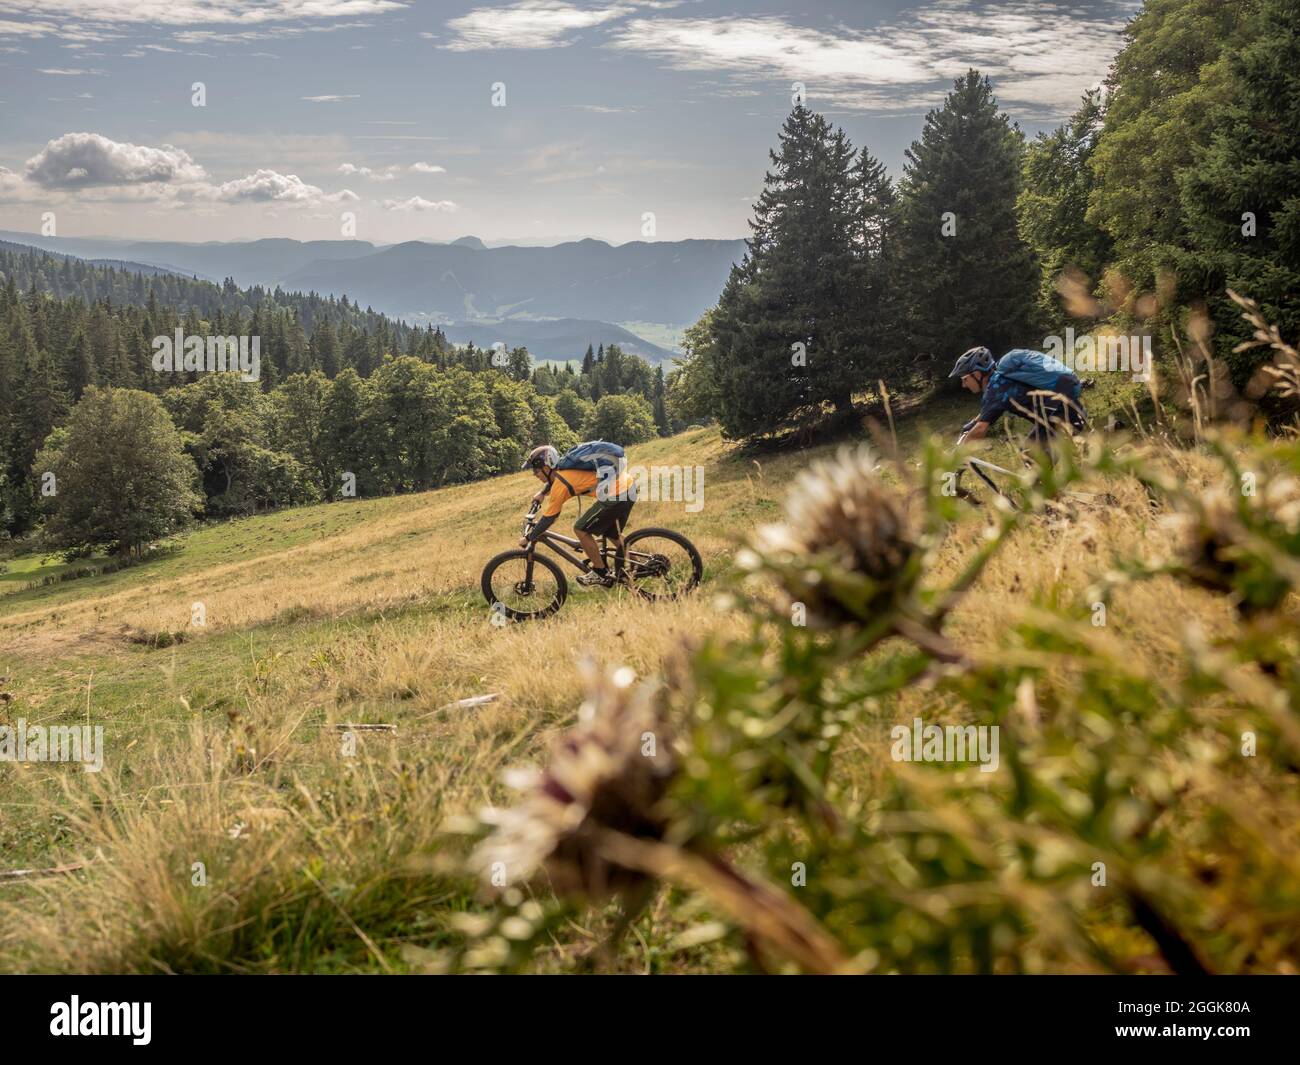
left=1, top=230, right=744, bottom=361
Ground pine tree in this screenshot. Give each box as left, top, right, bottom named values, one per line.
left=705, top=105, right=865, bottom=438
left=310, top=319, right=341, bottom=378
left=64, top=326, right=97, bottom=400
left=847, top=145, right=906, bottom=386
left=896, top=70, right=1040, bottom=365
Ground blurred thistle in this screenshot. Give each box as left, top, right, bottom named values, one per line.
left=463, top=658, right=856, bottom=972
left=469, top=660, right=674, bottom=901
left=739, top=445, right=920, bottom=629
left=1177, top=474, right=1300, bottom=616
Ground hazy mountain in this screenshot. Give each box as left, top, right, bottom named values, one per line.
left=282, top=237, right=744, bottom=325
left=0, top=231, right=380, bottom=285
left=0, top=230, right=743, bottom=358
left=0, top=239, right=185, bottom=279
left=436, top=318, right=677, bottom=364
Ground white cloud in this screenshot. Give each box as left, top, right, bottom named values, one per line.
left=0, top=165, right=36, bottom=199
left=25, top=132, right=207, bottom=188
left=338, top=162, right=397, bottom=180
left=209, top=169, right=358, bottom=205
left=19, top=133, right=360, bottom=209
left=339, top=161, right=447, bottom=181
left=174, top=19, right=375, bottom=44
left=383, top=196, right=457, bottom=212
left=0, top=18, right=59, bottom=37
left=0, top=1, right=405, bottom=26
left=604, top=1, right=1125, bottom=116
left=444, top=1, right=634, bottom=51
left=303, top=94, right=360, bottom=102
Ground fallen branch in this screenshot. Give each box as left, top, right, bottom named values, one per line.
left=419, top=693, right=499, bottom=719
left=0, top=861, right=87, bottom=882
left=333, top=723, right=397, bottom=733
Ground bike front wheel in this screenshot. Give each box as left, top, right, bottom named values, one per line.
left=481, top=549, right=568, bottom=621
left=617, top=528, right=703, bottom=601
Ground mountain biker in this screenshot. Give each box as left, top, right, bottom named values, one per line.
left=521, top=442, right=638, bottom=587
left=952, top=346, right=1086, bottom=451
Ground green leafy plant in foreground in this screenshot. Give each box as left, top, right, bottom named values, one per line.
left=447, top=418, right=1300, bottom=973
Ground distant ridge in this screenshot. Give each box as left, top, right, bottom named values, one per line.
left=436, top=318, right=678, bottom=364
left=0, top=230, right=744, bottom=329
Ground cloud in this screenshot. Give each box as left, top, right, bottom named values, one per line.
left=20, top=133, right=360, bottom=209
left=303, top=94, right=360, bottom=102
left=37, top=67, right=106, bottom=75
left=25, top=132, right=207, bottom=188
left=338, top=161, right=445, bottom=179
left=0, top=165, right=32, bottom=197
left=383, top=196, right=457, bottom=212
left=0, top=19, right=59, bottom=38
left=604, top=1, right=1126, bottom=116
left=338, top=162, right=396, bottom=180
left=209, top=169, right=358, bottom=205
left=444, top=1, right=634, bottom=51
left=0, top=1, right=405, bottom=26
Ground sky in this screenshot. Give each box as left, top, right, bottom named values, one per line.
left=0, top=0, right=1134, bottom=246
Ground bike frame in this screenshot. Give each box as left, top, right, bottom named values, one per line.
left=531, top=528, right=622, bottom=572
left=517, top=503, right=647, bottom=580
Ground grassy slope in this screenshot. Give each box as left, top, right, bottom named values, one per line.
left=4, top=383, right=1224, bottom=972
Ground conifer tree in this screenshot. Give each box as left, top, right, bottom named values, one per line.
left=896, top=71, right=1040, bottom=365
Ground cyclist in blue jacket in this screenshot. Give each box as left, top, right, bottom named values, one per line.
left=951, top=346, right=1086, bottom=450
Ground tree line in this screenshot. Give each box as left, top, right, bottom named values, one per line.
left=671, top=0, right=1299, bottom=440
left=0, top=246, right=674, bottom=548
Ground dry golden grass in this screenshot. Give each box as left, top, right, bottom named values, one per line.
left=0, top=423, right=1266, bottom=973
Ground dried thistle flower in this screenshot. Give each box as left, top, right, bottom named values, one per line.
left=741, top=445, right=918, bottom=626
left=470, top=661, right=674, bottom=900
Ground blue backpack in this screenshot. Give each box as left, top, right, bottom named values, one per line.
left=995, top=349, right=1080, bottom=395
left=556, top=440, right=625, bottom=473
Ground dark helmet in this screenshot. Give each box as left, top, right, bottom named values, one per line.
left=522, top=444, right=559, bottom=471
left=949, top=346, right=994, bottom=379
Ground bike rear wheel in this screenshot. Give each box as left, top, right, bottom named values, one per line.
left=481, top=550, right=568, bottom=621
left=616, top=528, right=702, bottom=601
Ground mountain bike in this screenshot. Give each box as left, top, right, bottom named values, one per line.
left=481, top=500, right=703, bottom=621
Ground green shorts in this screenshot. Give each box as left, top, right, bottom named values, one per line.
left=574, top=497, right=634, bottom=536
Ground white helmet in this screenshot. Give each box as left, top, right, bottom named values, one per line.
left=522, top=444, right=559, bottom=471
